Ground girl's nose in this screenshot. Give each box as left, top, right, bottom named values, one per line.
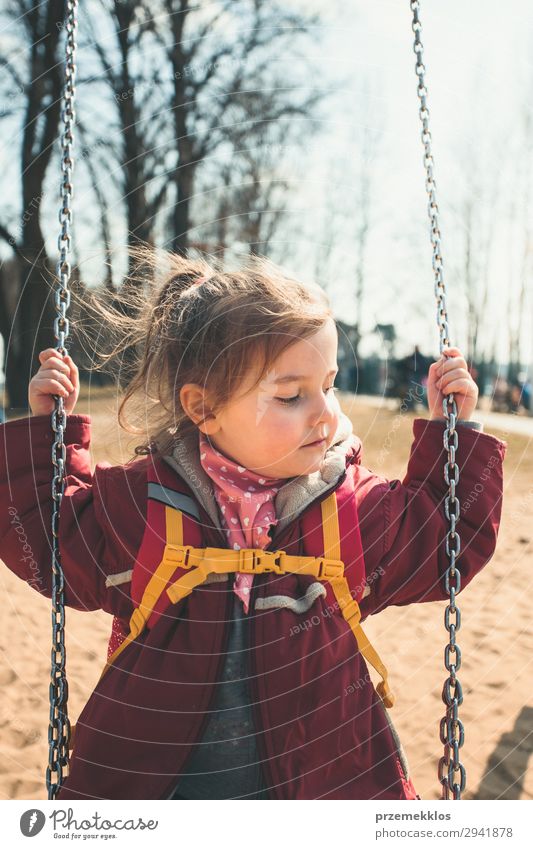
left=310, top=392, right=338, bottom=429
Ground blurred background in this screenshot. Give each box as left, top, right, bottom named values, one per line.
left=0, top=0, right=531, bottom=419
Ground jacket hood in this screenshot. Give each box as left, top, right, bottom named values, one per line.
left=162, top=412, right=361, bottom=537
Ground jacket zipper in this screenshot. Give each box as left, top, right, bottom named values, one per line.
left=266, top=468, right=349, bottom=553
left=163, top=567, right=233, bottom=799
left=247, top=604, right=274, bottom=798
left=247, top=466, right=351, bottom=799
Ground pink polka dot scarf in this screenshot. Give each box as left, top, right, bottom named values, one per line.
left=198, top=431, right=286, bottom=614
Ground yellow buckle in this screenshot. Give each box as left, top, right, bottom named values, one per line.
left=317, top=558, right=345, bottom=579
left=376, top=681, right=395, bottom=708
left=340, top=598, right=360, bottom=624
left=129, top=608, right=146, bottom=639
left=163, top=544, right=193, bottom=567
left=237, top=549, right=285, bottom=574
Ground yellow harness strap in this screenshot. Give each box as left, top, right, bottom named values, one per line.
left=320, top=495, right=394, bottom=707
left=97, top=499, right=394, bottom=708
left=97, top=507, right=185, bottom=684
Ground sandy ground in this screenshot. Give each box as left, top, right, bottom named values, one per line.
left=0, top=389, right=531, bottom=800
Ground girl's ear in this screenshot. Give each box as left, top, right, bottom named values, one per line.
left=179, top=383, right=220, bottom=434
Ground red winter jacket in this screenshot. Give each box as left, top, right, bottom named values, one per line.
left=0, top=413, right=506, bottom=800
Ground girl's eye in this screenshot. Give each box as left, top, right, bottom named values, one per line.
left=276, top=386, right=338, bottom=405
left=276, top=394, right=301, bottom=405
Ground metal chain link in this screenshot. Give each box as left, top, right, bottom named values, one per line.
left=46, top=0, right=78, bottom=801
left=410, top=0, right=466, bottom=800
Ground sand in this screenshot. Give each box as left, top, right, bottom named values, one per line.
left=1, top=390, right=531, bottom=800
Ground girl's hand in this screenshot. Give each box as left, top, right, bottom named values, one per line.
left=29, top=348, right=79, bottom=416
left=427, top=346, right=479, bottom=421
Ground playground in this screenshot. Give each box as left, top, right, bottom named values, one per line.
left=0, top=390, right=530, bottom=801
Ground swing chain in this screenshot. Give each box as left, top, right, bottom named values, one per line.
left=46, top=0, right=78, bottom=801
left=410, top=0, right=466, bottom=800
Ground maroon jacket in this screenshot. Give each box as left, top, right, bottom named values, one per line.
left=0, top=413, right=506, bottom=799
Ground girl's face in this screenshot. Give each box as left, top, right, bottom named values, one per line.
left=181, top=318, right=341, bottom=479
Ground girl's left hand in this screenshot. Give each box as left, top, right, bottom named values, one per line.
left=427, top=346, right=479, bottom=421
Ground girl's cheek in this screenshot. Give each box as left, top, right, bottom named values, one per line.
left=270, top=408, right=299, bottom=431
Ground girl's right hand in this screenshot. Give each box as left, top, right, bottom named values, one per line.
left=29, top=348, right=80, bottom=416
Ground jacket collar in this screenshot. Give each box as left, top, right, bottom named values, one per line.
left=162, top=412, right=361, bottom=536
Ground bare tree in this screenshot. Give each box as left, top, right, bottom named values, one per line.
left=0, top=0, right=67, bottom=409
left=77, top=121, right=116, bottom=291
left=352, top=120, right=376, bottom=363
left=54, top=0, right=323, bottom=263
left=196, top=115, right=322, bottom=260
left=313, top=79, right=384, bottom=363
left=457, top=168, right=500, bottom=367
left=444, top=110, right=504, bottom=389
left=506, top=110, right=532, bottom=383
left=83, top=0, right=170, bottom=271
left=152, top=0, right=321, bottom=254
left=0, top=0, right=325, bottom=409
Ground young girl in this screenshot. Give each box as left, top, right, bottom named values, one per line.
left=0, top=252, right=506, bottom=800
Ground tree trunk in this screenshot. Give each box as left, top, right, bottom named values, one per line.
left=171, top=161, right=194, bottom=256
left=2, top=0, right=66, bottom=413
left=7, top=254, right=55, bottom=412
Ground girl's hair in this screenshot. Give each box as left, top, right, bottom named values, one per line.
left=78, top=245, right=333, bottom=460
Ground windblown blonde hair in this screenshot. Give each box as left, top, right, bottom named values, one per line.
left=78, top=245, right=333, bottom=460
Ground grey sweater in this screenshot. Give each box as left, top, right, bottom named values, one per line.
left=168, top=591, right=269, bottom=799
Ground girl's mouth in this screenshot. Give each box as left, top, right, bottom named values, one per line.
left=302, top=438, right=326, bottom=448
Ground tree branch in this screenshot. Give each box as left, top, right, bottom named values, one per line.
left=0, top=56, right=25, bottom=92
left=146, top=180, right=169, bottom=221
left=0, top=223, right=22, bottom=257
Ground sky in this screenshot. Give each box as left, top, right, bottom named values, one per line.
left=1, top=0, right=532, bottom=370
left=277, top=0, right=533, bottom=365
